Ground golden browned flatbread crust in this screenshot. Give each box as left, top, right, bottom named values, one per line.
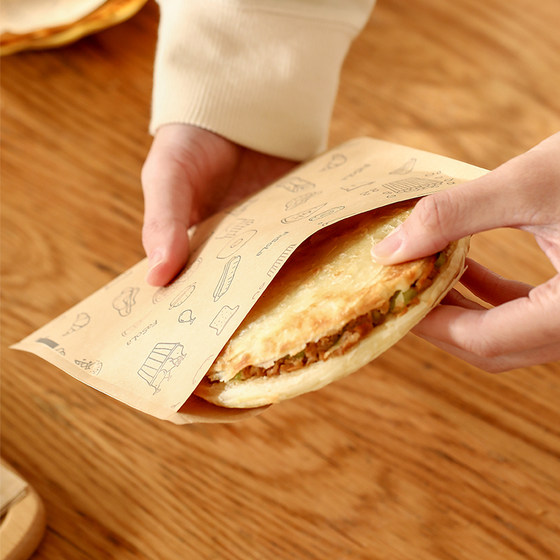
left=1, top=0, right=147, bottom=55
left=195, top=202, right=468, bottom=408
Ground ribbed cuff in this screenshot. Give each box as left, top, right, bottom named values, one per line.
left=150, top=0, right=375, bottom=160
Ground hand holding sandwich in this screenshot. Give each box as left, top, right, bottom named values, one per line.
left=372, top=132, right=560, bottom=372
left=141, top=124, right=297, bottom=286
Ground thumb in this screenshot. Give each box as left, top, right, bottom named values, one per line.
left=371, top=155, right=535, bottom=264
left=141, top=128, right=194, bottom=286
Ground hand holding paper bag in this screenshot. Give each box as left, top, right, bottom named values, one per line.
left=373, top=132, right=560, bottom=371
left=141, top=124, right=297, bottom=286
left=14, top=138, right=489, bottom=423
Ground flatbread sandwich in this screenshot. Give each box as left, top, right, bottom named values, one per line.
left=194, top=201, right=468, bottom=408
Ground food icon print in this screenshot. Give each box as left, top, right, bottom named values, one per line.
left=389, top=157, right=417, bottom=175
left=319, top=152, right=347, bottom=171
left=178, top=309, right=196, bottom=325
left=213, top=255, right=241, bottom=302
left=380, top=172, right=455, bottom=198
left=75, top=358, right=103, bottom=375
left=168, top=284, right=196, bottom=309
left=210, top=305, right=239, bottom=335
left=112, top=287, right=139, bottom=317
left=138, top=342, right=186, bottom=394
left=63, top=312, right=91, bottom=335
left=284, top=191, right=320, bottom=211
left=275, top=176, right=315, bottom=193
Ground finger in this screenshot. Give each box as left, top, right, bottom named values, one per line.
left=418, top=332, right=560, bottom=373
left=459, top=258, right=532, bottom=306
left=413, top=279, right=560, bottom=364
left=141, top=131, right=194, bottom=286
left=371, top=139, right=558, bottom=265
left=440, top=288, right=488, bottom=311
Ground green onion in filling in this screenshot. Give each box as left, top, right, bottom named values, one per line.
left=402, top=287, right=418, bottom=305
left=388, top=290, right=401, bottom=312
left=435, top=252, right=446, bottom=268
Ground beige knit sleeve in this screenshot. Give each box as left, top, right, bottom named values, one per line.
left=150, top=0, right=375, bottom=160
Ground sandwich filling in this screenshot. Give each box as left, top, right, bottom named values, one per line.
left=227, top=251, right=445, bottom=383
left=203, top=203, right=455, bottom=387
left=194, top=202, right=468, bottom=408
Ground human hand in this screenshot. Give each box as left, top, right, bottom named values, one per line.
left=141, top=124, right=298, bottom=286
left=372, top=133, right=560, bottom=372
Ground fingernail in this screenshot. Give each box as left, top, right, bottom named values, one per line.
left=146, top=249, right=164, bottom=281
left=371, top=226, right=403, bottom=261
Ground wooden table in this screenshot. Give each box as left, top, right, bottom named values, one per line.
left=2, top=1, right=559, bottom=558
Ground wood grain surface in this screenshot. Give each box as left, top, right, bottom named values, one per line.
left=1, top=1, right=559, bottom=558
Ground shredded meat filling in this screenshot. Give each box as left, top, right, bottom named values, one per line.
left=229, top=252, right=444, bottom=383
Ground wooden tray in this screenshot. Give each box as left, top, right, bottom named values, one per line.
left=0, top=462, right=45, bottom=560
